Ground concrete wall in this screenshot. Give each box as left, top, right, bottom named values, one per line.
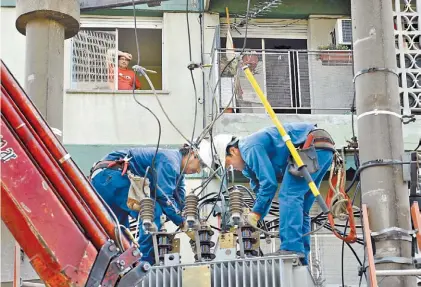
left=308, top=52, right=354, bottom=114
left=63, top=12, right=219, bottom=145
left=1, top=9, right=219, bottom=146
left=307, top=16, right=355, bottom=114
left=213, top=113, right=421, bottom=150
left=0, top=7, right=26, bottom=84
left=307, top=17, right=340, bottom=50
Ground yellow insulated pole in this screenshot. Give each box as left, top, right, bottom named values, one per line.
left=242, top=65, right=330, bottom=214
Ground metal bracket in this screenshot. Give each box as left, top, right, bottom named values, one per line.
left=374, top=256, right=413, bottom=265
left=402, top=114, right=416, bottom=125
left=194, top=230, right=203, bottom=262
left=353, top=67, right=398, bottom=83
left=403, top=152, right=413, bottom=182
left=237, top=228, right=245, bottom=258
left=101, top=246, right=142, bottom=287
left=371, top=227, right=415, bottom=242
left=151, top=233, right=161, bottom=266
left=164, top=253, right=180, bottom=266
left=116, top=262, right=151, bottom=287
left=85, top=240, right=120, bottom=287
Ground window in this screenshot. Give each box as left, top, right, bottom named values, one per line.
left=219, top=37, right=310, bottom=114
left=70, top=19, right=163, bottom=91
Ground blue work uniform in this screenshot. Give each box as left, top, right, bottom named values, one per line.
left=91, top=148, right=185, bottom=264
left=240, top=124, right=334, bottom=264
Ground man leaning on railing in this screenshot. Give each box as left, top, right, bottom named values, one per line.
left=107, top=49, right=142, bottom=91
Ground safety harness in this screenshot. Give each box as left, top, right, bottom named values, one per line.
left=89, top=155, right=132, bottom=179
left=302, top=129, right=336, bottom=152
left=325, top=153, right=357, bottom=243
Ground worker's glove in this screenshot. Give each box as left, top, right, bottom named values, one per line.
left=245, top=212, right=261, bottom=228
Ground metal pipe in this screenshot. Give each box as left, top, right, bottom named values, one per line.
left=376, top=269, right=421, bottom=276
left=1, top=62, right=131, bottom=250
left=13, top=241, right=21, bottom=287
left=1, top=89, right=107, bottom=249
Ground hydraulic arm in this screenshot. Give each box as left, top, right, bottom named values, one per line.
left=0, top=61, right=149, bottom=287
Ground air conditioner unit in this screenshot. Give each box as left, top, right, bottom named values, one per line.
left=333, top=19, right=353, bottom=46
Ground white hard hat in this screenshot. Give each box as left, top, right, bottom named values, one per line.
left=198, top=134, right=235, bottom=169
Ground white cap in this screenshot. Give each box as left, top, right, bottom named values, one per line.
left=198, top=134, right=235, bottom=169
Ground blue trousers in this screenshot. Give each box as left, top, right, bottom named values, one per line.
left=91, top=169, right=162, bottom=264
left=279, top=149, right=333, bottom=265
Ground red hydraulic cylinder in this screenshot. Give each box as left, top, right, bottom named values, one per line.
left=1, top=117, right=97, bottom=287
left=1, top=61, right=131, bottom=249
left=1, top=89, right=107, bottom=249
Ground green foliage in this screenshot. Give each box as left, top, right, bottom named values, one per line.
left=318, top=44, right=351, bottom=50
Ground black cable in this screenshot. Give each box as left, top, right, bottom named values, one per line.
left=185, top=0, right=198, bottom=145
left=131, top=0, right=161, bottom=218
left=196, top=0, right=252, bottom=145
left=199, top=12, right=205, bottom=112
left=193, top=176, right=215, bottom=195
left=309, top=220, right=364, bottom=245
left=171, top=0, right=201, bottom=197
left=359, top=181, right=368, bottom=285
left=186, top=0, right=193, bottom=62
left=229, top=184, right=256, bottom=200
left=206, top=171, right=227, bottom=222
left=342, top=182, right=362, bottom=287
left=345, top=158, right=414, bottom=194
left=414, top=137, right=421, bottom=151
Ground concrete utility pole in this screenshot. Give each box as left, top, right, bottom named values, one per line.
left=351, top=0, right=416, bottom=286
left=15, top=0, right=80, bottom=142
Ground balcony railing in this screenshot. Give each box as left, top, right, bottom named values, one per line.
left=207, top=48, right=420, bottom=115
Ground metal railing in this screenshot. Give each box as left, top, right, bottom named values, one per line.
left=71, top=30, right=116, bottom=90
left=207, top=48, right=420, bottom=115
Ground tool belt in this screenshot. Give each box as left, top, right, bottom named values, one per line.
left=288, top=129, right=336, bottom=177
left=302, top=129, right=336, bottom=152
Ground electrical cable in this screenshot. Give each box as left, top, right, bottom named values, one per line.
left=342, top=182, right=363, bottom=287
left=131, top=0, right=162, bottom=242
left=171, top=0, right=202, bottom=202
left=193, top=167, right=222, bottom=196
left=206, top=171, right=227, bottom=221
left=133, top=0, right=200, bottom=145
left=345, top=159, right=415, bottom=194
left=196, top=0, right=252, bottom=145
left=359, top=181, right=368, bottom=286
left=229, top=184, right=256, bottom=200
left=303, top=218, right=329, bottom=237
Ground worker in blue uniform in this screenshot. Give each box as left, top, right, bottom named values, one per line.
left=90, top=145, right=202, bottom=264
left=209, top=123, right=335, bottom=265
